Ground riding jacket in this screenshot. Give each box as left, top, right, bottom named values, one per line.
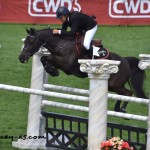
left=60, top=12, right=97, bottom=37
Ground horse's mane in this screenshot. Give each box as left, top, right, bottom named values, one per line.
left=37, top=27, right=52, bottom=32
left=35, top=27, right=52, bottom=35
left=33, top=27, right=75, bottom=41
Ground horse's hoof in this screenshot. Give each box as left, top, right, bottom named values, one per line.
left=114, top=105, right=121, bottom=112
left=120, top=108, right=126, bottom=113
left=120, top=108, right=130, bottom=120
left=114, top=108, right=121, bottom=112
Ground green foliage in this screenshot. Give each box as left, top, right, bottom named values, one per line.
left=0, top=23, right=150, bottom=149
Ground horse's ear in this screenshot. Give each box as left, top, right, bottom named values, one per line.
left=25, top=28, right=30, bottom=34
left=30, top=28, right=36, bottom=35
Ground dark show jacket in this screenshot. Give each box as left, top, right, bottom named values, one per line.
left=60, top=12, right=97, bottom=37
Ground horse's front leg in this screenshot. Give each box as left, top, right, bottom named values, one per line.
left=40, top=56, right=59, bottom=77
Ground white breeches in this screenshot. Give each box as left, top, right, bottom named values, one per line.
left=83, top=25, right=98, bottom=50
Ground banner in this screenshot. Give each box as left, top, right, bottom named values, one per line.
left=0, top=0, right=150, bottom=25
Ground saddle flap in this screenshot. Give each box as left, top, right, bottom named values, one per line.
left=93, top=45, right=110, bottom=59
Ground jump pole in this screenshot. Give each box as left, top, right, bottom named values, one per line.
left=78, top=59, right=120, bottom=150
left=12, top=53, right=48, bottom=149
left=139, top=54, right=150, bottom=150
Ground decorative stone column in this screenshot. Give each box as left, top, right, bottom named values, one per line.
left=138, top=54, right=150, bottom=70
left=139, top=54, right=150, bottom=150
left=78, top=59, right=120, bottom=150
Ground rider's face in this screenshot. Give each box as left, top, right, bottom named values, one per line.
left=59, top=16, right=67, bottom=23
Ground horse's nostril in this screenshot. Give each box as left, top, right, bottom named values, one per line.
left=19, top=56, right=21, bottom=60
left=19, top=59, right=23, bottom=63
left=19, top=56, right=24, bottom=63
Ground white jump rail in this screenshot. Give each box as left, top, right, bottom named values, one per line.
left=42, top=100, right=89, bottom=112
left=108, top=93, right=149, bottom=104
left=42, top=100, right=148, bottom=121
left=0, top=84, right=88, bottom=102
left=0, top=83, right=148, bottom=122
left=43, top=83, right=89, bottom=95
left=43, top=83, right=149, bottom=104
left=42, top=84, right=149, bottom=121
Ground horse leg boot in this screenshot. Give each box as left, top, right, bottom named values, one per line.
left=109, top=87, right=122, bottom=112
left=120, top=102, right=128, bottom=113
left=40, top=56, right=47, bottom=66
left=45, top=64, right=59, bottom=77
left=114, top=87, right=133, bottom=113
left=114, top=100, right=122, bottom=112
left=40, top=56, right=59, bottom=77
left=120, top=89, right=132, bottom=113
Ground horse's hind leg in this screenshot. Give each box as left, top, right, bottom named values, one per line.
left=113, top=86, right=133, bottom=113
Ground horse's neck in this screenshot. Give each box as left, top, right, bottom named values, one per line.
left=38, top=29, right=59, bottom=50
left=39, top=29, right=83, bottom=55
left=47, top=34, right=76, bottom=50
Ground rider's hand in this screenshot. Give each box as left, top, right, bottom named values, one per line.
left=53, top=29, right=61, bottom=34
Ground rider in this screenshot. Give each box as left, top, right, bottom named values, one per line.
left=53, top=6, right=98, bottom=55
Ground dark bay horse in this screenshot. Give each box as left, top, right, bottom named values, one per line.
left=19, top=27, right=147, bottom=112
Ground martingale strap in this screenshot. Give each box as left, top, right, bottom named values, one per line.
left=75, top=33, right=82, bottom=57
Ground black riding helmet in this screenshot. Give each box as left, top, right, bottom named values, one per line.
left=56, top=6, right=69, bottom=18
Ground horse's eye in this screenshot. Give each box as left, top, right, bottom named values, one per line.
left=24, top=39, right=27, bottom=44
left=29, top=38, right=34, bottom=43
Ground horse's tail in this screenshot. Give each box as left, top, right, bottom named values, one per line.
left=125, top=57, right=148, bottom=99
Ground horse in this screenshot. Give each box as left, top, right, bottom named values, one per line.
left=19, top=27, right=147, bottom=112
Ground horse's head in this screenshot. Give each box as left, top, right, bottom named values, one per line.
left=19, top=28, right=42, bottom=63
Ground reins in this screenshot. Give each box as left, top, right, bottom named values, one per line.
left=42, top=38, right=77, bottom=55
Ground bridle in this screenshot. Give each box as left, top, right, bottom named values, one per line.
left=23, top=35, right=45, bottom=56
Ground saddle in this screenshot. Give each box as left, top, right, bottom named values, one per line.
left=75, top=34, right=110, bottom=59
left=91, top=39, right=103, bottom=48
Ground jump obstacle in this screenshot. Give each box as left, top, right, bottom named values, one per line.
left=0, top=51, right=150, bottom=149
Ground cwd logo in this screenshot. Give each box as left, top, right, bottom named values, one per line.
left=28, top=0, right=81, bottom=17
left=109, top=0, right=150, bottom=18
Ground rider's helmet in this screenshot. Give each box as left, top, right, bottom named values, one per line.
left=56, top=6, right=69, bottom=18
